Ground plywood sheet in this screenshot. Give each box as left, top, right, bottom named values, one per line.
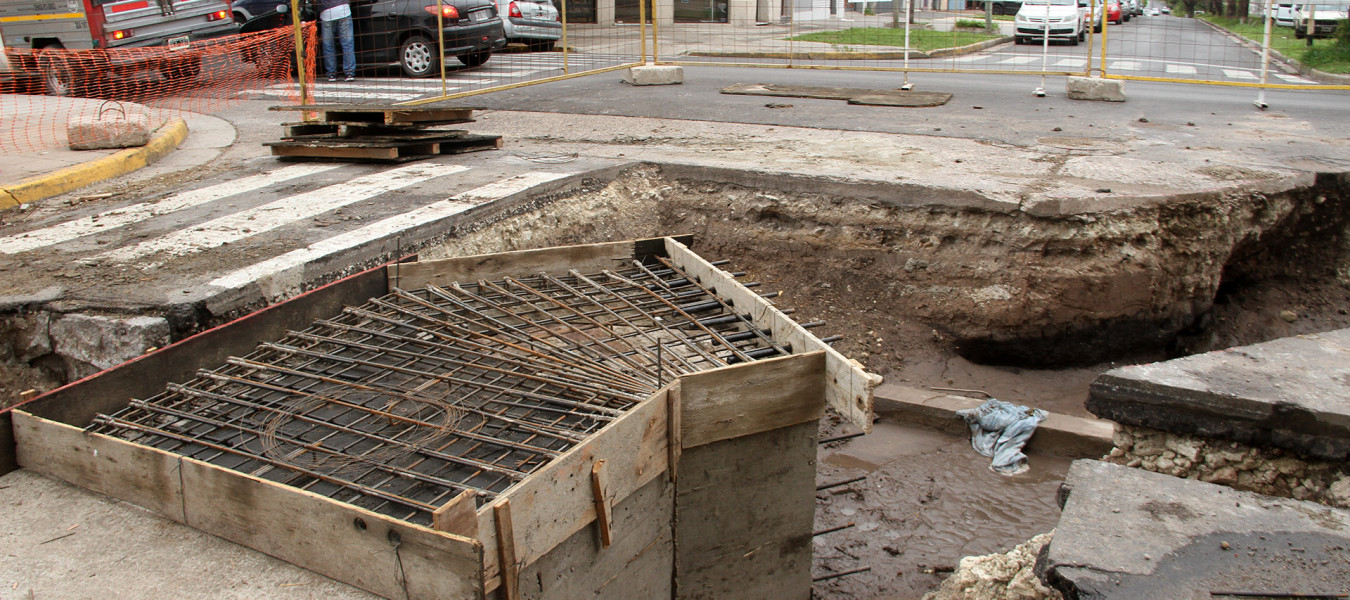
left=180, top=457, right=482, bottom=600
left=12, top=410, right=186, bottom=522
left=678, top=352, right=827, bottom=449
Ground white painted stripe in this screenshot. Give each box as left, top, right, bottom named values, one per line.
left=998, top=56, right=1040, bottom=64
left=1108, top=60, right=1141, bottom=70
left=450, top=172, right=574, bottom=203
left=237, top=89, right=424, bottom=100
left=951, top=54, right=985, bottom=62
left=97, top=163, right=471, bottom=266
left=1165, top=64, right=1197, bottom=75
left=208, top=171, right=575, bottom=291
left=0, top=164, right=342, bottom=255
left=482, top=68, right=551, bottom=77
left=1273, top=72, right=1316, bottom=84
left=1223, top=68, right=1257, bottom=80
left=208, top=198, right=478, bottom=291
left=1054, top=58, right=1087, bottom=67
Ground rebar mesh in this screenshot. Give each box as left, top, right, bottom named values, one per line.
left=89, top=255, right=803, bottom=526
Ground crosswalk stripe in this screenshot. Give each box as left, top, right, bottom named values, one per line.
left=1054, top=58, right=1087, bottom=67
left=207, top=171, right=576, bottom=291
left=1222, top=68, right=1257, bottom=80
left=450, top=172, right=576, bottom=203
left=1273, top=72, right=1316, bottom=84
left=1166, top=64, right=1197, bottom=75
left=0, top=164, right=343, bottom=255
left=96, top=163, right=472, bottom=267
left=1108, top=61, right=1141, bottom=70
left=998, top=56, right=1040, bottom=65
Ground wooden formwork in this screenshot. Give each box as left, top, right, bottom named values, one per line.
left=2, top=236, right=879, bottom=600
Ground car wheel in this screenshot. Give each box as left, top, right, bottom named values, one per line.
left=457, top=50, right=490, bottom=67
left=38, top=51, right=84, bottom=97
left=1079, top=28, right=1086, bottom=40
left=1014, top=36, right=1023, bottom=44
left=400, top=35, right=438, bottom=78
left=1069, top=33, right=1080, bottom=45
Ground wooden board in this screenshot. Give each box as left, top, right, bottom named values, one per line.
left=12, top=410, right=186, bottom=522
left=281, top=122, right=473, bottom=138
left=266, top=135, right=502, bottom=161
left=271, top=105, right=479, bottom=125
left=664, top=237, right=881, bottom=433
left=180, top=457, right=483, bottom=600
left=674, top=422, right=818, bottom=600
left=677, top=352, right=826, bottom=449
left=432, top=489, right=480, bottom=538
left=477, top=388, right=670, bottom=590
left=392, top=239, right=641, bottom=290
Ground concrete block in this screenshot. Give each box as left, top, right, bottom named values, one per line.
left=1088, top=328, right=1350, bottom=461
left=49, top=313, right=170, bottom=379
left=1065, top=76, right=1126, bottom=102
left=622, top=65, right=684, bottom=86
left=67, top=114, right=152, bottom=150
left=1042, top=460, right=1350, bottom=598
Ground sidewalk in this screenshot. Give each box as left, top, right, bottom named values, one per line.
left=0, top=95, right=235, bottom=208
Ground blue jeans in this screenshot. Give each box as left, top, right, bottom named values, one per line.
left=321, top=15, right=355, bottom=78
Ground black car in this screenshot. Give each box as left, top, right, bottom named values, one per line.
left=989, top=0, right=1024, bottom=14
left=236, top=0, right=505, bottom=76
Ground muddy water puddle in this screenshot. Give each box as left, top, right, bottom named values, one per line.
left=813, top=420, right=1072, bottom=600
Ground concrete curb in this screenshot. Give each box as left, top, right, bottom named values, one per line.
left=0, top=117, right=189, bottom=210
left=872, top=383, right=1116, bottom=458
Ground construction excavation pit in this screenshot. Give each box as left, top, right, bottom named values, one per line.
left=3, top=163, right=1350, bottom=600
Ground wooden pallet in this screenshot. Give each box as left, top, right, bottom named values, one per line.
left=270, top=104, right=482, bottom=126
left=265, top=133, right=504, bottom=162
left=279, top=121, right=476, bottom=140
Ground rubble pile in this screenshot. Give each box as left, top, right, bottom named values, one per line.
left=921, top=532, right=1062, bottom=600
left=1104, top=424, right=1350, bottom=509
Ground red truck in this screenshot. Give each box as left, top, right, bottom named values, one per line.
left=0, top=0, right=237, bottom=95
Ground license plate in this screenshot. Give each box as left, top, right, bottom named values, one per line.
left=168, top=35, right=190, bottom=49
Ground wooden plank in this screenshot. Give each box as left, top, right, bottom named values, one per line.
left=434, top=136, right=504, bottom=155
left=432, top=489, right=479, bottom=538
left=666, top=383, right=682, bottom=482
left=268, top=143, right=401, bottom=160
left=591, top=460, right=614, bottom=548
left=665, top=237, right=881, bottom=433
left=12, top=410, right=186, bottom=522
left=677, top=352, right=827, bottom=449
left=494, top=499, right=520, bottom=600
left=390, top=239, right=638, bottom=290
left=180, top=457, right=483, bottom=600
left=675, top=422, right=818, bottom=600
left=486, top=390, right=668, bottom=579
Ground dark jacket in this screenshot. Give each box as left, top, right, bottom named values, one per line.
left=318, top=0, right=348, bottom=12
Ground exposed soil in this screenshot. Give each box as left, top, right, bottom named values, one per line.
left=3, top=163, right=1349, bottom=598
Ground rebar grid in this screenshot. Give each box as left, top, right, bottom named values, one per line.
left=89, top=256, right=802, bottom=526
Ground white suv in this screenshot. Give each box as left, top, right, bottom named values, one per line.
left=1015, top=0, right=1086, bottom=45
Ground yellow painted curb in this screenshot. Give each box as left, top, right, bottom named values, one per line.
left=0, top=117, right=190, bottom=209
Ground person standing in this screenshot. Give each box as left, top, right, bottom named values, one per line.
left=319, top=0, right=355, bottom=81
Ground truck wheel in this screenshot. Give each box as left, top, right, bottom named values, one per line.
left=38, top=51, right=84, bottom=97
left=161, top=57, right=203, bottom=81
left=400, top=35, right=438, bottom=78
left=457, top=50, right=490, bottom=67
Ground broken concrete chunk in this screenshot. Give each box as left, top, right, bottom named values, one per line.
left=622, top=65, right=684, bottom=86
left=1065, top=77, right=1126, bottom=102
left=49, top=313, right=169, bottom=379
left=67, top=113, right=152, bottom=150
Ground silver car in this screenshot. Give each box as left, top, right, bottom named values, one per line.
left=497, top=0, right=561, bottom=51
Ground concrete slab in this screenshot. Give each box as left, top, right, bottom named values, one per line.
left=1041, top=460, right=1350, bottom=598
left=1087, top=328, right=1350, bottom=460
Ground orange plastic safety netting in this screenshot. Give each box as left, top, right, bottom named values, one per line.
left=1, top=24, right=317, bottom=155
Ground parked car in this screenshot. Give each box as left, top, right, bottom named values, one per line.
left=236, top=0, right=505, bottom=77
left=1292, top=3, right=1348, bottom=38
left=988, top=0, right=1025, bottom=14
left=1107, top=0, right=1123, bottom=23
left=1014, top=0, right=1086, bottom=45
left=496, top=0, right=561, bottom=51
left=1159, top=4, right=1169, bottom=12
left=1149, top=6, right=1159, bottom=15
left=1121, top=0, right=1134, bottom=20
left=1272, top=2, right=1296, bottom=25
